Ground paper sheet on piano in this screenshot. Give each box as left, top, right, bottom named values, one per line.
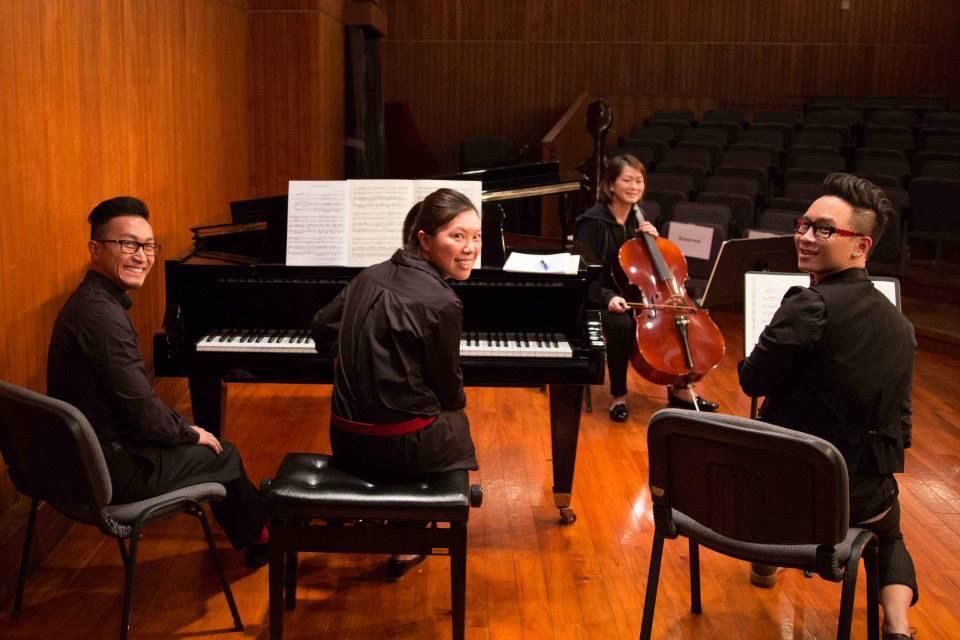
left=503, top=252, right=580, bottom=274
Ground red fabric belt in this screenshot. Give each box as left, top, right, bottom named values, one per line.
left=331, top=413, right=436, bottom=436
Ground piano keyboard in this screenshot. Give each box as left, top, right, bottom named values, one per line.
left=459, top=331, right=572, bottom=358
left=196, top=330, right=573, bottom=358
left=197, top=330, right=316, bottom=354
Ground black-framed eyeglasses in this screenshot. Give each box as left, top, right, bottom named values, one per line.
left=96, top=239, right=162, bottom=256
left=793, top=217, right=862, bottom=239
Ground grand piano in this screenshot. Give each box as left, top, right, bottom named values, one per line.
left=154, top=163, right=603, bottom=524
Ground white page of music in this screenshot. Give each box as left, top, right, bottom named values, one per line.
left=286, top=180, right=349, bottom=266
left=744, top=271, right=900, bottom=357
left=347, top=180, right=414, bottom=267
left=412, top=179, right=484, bottom=267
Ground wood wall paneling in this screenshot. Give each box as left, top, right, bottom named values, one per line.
left=382, top=0, right=960, bottom=172
left=249, top=3, right=346, bottom=195
left=0, top=0, right=255, bottom=603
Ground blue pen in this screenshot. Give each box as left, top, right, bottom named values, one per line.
left=540, top=259, right=549, bottom=270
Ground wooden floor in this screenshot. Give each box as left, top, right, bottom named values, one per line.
left=3, top=312, right=960, bottom=639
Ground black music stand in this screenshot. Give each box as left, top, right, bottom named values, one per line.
left=699, top=235, right=798, bottom=309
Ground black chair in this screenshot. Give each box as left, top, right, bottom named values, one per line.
left=793, top=129, right=844, bottom=151
left=673, top=202, right=733, bottom=237
left=870, top=110, right=919, bottom=128
left=766, top=196, right=813, bottom=212
left=856, top=147, right=908, bottom=163
left=737, top=128, right=785, bottom=150
left=643, top=190, right=688, bottom=224
left=664, top=148, right=713, bottom=172
left=619, top=137, right=670, bottom=163
left=629, top=125, right=677, bottom=146
left=655, top=162, right=707, bottom=191
left=696, top=191, right=756, bottom=235
left=0, top=381, right=243, bottom=640
left=649, top=108, right=696, bottom=123
left=607, top=144, right=658, bottom=170
left=638, top=409, right=880, bottom=640
left=805, top=108, right=862, bottom=128
left=675, top=140, right=724, bottom=168
left=911, top=150, right=960, bottom=175
left=750, top=121, right=796, bottom=147
left=868, top=207, right=908, bottom=277
left=700, top=120, right=743, bottom=144
left=854, top=157, right=911, bottom=186
left=909, top=177, right=960, bottom=260
left=702, top=109, right=746, bottom=125
left=703, top=175, right=760, bottom=202
left=647, top=172, right=696, bottom=200
left=680, top=126, right=728, bottom=147
left=757, top=208, right=800, bottom=233
left=918, top=160, right=960, bottom=180
left=784, top=173, right=827, bottom=200
left=753, top=110, right=800, bottom=127
left=266, top=453, right=482, bottom=640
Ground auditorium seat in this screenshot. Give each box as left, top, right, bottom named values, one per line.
left=697, top=191, right=757, bottom=236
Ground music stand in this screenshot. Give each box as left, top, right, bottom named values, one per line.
left=699, top=235, right=798, bottom=309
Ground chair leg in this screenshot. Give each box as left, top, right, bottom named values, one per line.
left=837, top=531, right=873, bottom=640
left=451, top=523, right=467, bottom=640
left=284, top=550, right=298, bottom=610
left=583, top=385, right=593, bottom=414
left=120, top=530, right=141, bottom=640
left=116, top=538, right=130, bottom=567
left=12, top=497, right=39, bottom=618
left=689, top=539, right=702, bottom=614
left=269, top=541, right=285, bottom=640
left=864, top=540, right=880, bottom=640
left=639, top=531, right=666, bottom=640
left=195, top=506, right=244, bottom=631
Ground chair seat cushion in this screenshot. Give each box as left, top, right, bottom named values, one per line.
left=55, top=482, right=227, bottom=525
left=673, top=509, right=863, bottom=567
left=268, top=453, right=470, bottom=520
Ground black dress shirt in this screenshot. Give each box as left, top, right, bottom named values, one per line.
left=738, top=268, right=915, bottom=519
left=312, top=249, right=466, bottom=424
left=47, top=271, right=198, bottom=447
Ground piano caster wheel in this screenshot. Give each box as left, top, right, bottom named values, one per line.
left=559, top=507, right=577, bottom=525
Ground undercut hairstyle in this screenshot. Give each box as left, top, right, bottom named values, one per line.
left=403, top=188, right=478, bottom=252
left=88, top=196, right=150, bottom=240
left=821, top=173, right=892, bottom=248
left=598, top=154, right=647, bottom=204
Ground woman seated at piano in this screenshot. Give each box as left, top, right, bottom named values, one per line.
left=574, top=154, right=718, bottom=422
left=311, top=188, right=481, bottom=580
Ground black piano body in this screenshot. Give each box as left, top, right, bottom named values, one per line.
left=155, top=252, right=604, bottom=524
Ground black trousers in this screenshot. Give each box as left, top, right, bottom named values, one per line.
left=602, top=310, right=636, bottom=397
left=106, top=441, right=267, bottom=549
left=857, top=496, right=919, bottom=605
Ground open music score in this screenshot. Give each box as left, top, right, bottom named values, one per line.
left=286, top=179, right=483, bottom=267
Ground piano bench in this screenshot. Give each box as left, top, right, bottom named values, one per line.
left=265, top=453, right=482, bottom=640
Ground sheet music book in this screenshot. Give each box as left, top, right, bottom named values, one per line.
left=285, top=179, right=483, bottom=266
left=743, top=271, right=901, bottom=356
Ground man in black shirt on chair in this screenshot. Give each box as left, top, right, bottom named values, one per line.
left=47, top=196, right=268, bottom=567
left=739, top=174, right=917, bottom=640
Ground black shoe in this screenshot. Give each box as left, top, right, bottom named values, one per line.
left=667, top=391, right=719, bottom=412
left=385, top=555, right=427, bottom=582
left=608, top=403, right=629, bottom=422
left=245, top=542, right=269, bottom=569
left=749, top=563, right=779, bottom=588
left=882, top=635, right=913, bottom=640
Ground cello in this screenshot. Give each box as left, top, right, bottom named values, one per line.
left=617, top=208, right=726, bottom=400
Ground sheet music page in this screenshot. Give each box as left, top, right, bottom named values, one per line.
left=744, top=272, right=901, bottom=357
left=412, top=179, right=485, bottom=268
left=346, top=180, right=415, bottom=267
left=286, top=180, right=349, bottom=265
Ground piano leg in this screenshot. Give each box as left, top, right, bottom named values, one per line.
left=549, top=383, right=583, bottom=525
left=188, top=373, right=225, bottom=438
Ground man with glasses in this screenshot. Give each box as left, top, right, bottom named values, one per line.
left=739, top=174, right=917, bottom=640
left=47, top=196, right=269, bottom=567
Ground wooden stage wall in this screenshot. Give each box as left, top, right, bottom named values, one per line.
left=0, top=0, right=347, bottom=605
left=381, top=0, right=960, bottom=172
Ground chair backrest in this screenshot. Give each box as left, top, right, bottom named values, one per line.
left=758, top=209, right=799, bottom=233
left=696, top=191, right=756, bottom=233
left=647, top=172, right=695, bottom=197
left=680, top=127, right=728, bottom=146
left=673, top=202, right=732, bottom=231
left=753, top=110, right=799, bottom=127
left=647, top=409, right=849, bottom=546
left=703, top=175, right=760, bottom=200
left=702, top=109, right=746, bottom=125
left=650, top=109, right=696, bottom=123
left=0, top=381, right=112, bottom=507
left=909, top=177, right=960, bottom=233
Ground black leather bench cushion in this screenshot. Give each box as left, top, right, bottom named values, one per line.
left=268, top=454, right=470, bottom=520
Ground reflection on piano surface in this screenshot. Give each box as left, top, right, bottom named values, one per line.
left=155, top=167, right=601, bottom=524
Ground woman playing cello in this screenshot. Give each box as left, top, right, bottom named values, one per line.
left=574, top=154, right=719, bottom=422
